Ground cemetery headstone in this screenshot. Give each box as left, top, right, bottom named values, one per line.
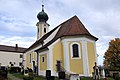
left=58, top=71, right=65, bottom=79
left=46, top=70, right=51, bottom=80
left=70, top=74, right=80, bottom=80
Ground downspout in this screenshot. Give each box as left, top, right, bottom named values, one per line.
left=35, top=50, right=39, bottom=75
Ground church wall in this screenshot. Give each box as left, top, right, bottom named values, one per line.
left=32, top=52, right=37, bottom=61
left=52, top=40, right=64, bottom=71
left=25, top=44, right=42, bottom=70
left=26, top=53, right=32, bottom=68
left=40, top=23, right=42, bottom=38
left=87, top=42, right=96, bottom=75
left=39, top=54, right=47, bottom=70
left=68, top=42, right=83, bottom=74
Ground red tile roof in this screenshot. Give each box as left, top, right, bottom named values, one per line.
left=35, top=16, right=98, bottom=52
left=54, top=15, right=97, bottom=39
left=0, top=45, right=27, bottom=53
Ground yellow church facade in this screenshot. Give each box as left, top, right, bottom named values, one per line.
left=24, top=5, right=98, bottom=77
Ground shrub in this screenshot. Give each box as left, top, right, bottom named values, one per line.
left=0, top=70, right=8, bottom=78
left=9, top=67, right=21, bottom=73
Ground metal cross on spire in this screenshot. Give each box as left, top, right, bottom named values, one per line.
left=42, top=0, right=44, bottom=11
left=42, top=4, right=44, bottom=11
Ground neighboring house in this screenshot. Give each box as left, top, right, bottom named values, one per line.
left=0, top=44, right=26, bottom=67
left=24, top=5, right=98, bottom=77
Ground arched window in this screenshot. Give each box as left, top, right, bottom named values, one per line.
left=37, top=27, right=39, bottom=39
left=70, top=42, right=81, bottom=59
left=38, top=27, right=39, bottom=33
left=44, top=28, right=46, bottom=33
left=72, top=44, right=79, bottom=57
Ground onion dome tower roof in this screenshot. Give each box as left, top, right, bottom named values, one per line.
left=37, top=5, right=48, bottom=22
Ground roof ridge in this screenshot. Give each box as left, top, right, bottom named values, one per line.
left=76, top=17, right=92, bottom=35
left=0, top=44, right=27, bottom=49
left=63, top=16, right=76, bottom=35
left=59, top=15, right=77, bottom=26
left=53, top=15, right=78, bottom=38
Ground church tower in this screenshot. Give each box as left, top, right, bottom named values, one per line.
left=36, top=5, right=49, bottom=40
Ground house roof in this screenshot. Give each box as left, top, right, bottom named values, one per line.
left=35, top=15, right=98, bottom=52
left=54, top=15, right=97, bottom=39
left=0, top=45, right=27, bottom=53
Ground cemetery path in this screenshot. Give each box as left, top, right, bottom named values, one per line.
left=8, top=73, right=23, bottom=80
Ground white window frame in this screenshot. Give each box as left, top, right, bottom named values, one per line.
left=70, top=42, right=81, bottom=59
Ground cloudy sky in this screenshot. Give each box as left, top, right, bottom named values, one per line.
left=0, top=0, right=120, bottom=65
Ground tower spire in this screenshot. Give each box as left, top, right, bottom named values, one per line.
left=42, top=0, right=44, bottom=11
left=36, top=0, right=49, bottom=40
left=42, top=5, right=44, bottom=12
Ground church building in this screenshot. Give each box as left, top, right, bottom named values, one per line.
left=24, top=5, right=98, bottom=77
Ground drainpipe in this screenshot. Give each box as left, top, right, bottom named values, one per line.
left=35, top=51, right=39, bottom=75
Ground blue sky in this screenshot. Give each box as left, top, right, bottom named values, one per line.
left=0, top=0, right=120, bottom=65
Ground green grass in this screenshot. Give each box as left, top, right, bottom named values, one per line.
left=11, top=73, right=60, bottom=80
left=11, top=73, right=115, bottom=80
left=33, top=76, right=45, bottom=80
left=107, top=77, right=115, bottom=80
left=12, top=73, right=24, bottom=79
left=13, top=73, right=45, bottom=80
left=11, top=73, right=47, bottom=80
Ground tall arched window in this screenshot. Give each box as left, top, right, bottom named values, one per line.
left=72, top=44, right=79, bottom=57
left=70, top=42, right=81, bottom=59
left=44, top=28, right=46, bottom=33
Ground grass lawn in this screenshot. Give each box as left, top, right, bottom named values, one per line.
left=12, top=73, right=58, bottom=80
left=12, top=73, right=45, bottom=80
left=80, top=77, right=93, bottom=80
left=11, top=73, right=115, bottom=80
left=107, top=77, right=115, bottom=80
left=12, top=73, right=24, bottom=79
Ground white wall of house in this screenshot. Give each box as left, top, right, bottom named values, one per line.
left=0, top=51, right=23, bottom=67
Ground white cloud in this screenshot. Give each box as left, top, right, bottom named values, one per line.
left=0, top=35, right=35, bottom=48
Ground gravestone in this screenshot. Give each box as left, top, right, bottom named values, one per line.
left=46, top=70, right=51, bottom=80
left=24, top=69, right=28, bottom=76
left=58, top=71, right=65, bottom=79
left=70, top=74, right=80, bottom=80
left=99, top=67, right=105, bottom=79
left=56, top=60, right=61, bottom=72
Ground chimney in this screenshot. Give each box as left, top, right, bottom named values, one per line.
left=15, top=44, right=18, bottom=50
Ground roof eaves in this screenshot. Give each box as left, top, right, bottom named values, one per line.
left=0, top=50, right=25, bottom=53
